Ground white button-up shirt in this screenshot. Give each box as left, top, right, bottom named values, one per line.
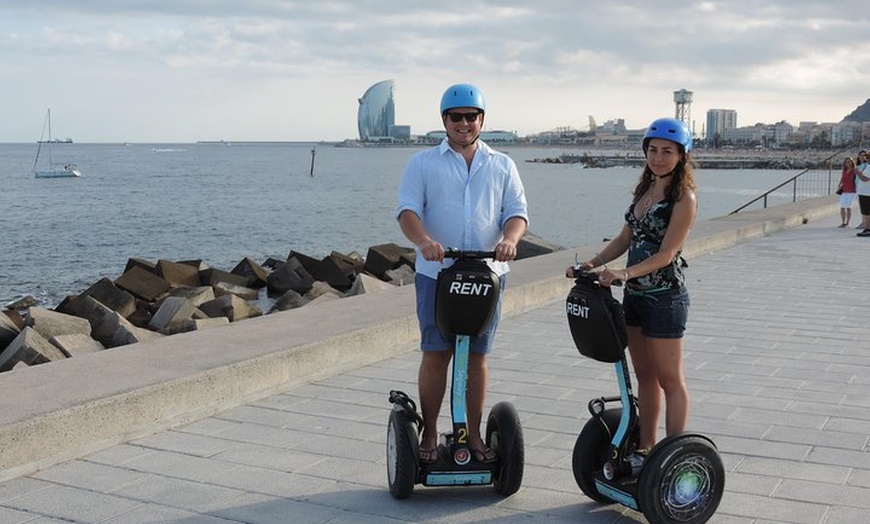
left=396, top=139, right=529, bottom=279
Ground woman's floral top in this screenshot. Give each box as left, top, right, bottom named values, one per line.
left=624, top=198, right=685, bottom=292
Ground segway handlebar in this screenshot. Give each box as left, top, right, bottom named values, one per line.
left=570, top=265, right=623, bottom=287
left=444, top=248, right=497, bottom=260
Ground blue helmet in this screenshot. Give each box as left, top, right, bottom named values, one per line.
left=643, top=117, right=692, bottom=152
left=440, top=83, right=486, bottom=115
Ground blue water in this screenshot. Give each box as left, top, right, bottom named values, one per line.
left=0, top=142, right=808, bottom=307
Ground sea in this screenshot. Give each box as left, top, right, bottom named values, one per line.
left=0, top=142, right=828, bottom=308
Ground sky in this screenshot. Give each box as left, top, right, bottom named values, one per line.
left=1, top=1, right=869, bottom=143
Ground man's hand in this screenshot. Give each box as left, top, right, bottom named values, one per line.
left=419, top=239, right=445, bottom=262
left=494, top=240, right=518, bottom=262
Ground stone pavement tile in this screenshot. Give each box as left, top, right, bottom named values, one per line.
left=777, top=478, right=870, bottom=510
left=127, top=429, right=244, bottom=458
left=736, top=456, right=851, bottom=484
left=848, top=468, right=870, bottom=488
left=209, top=442, right=329, bottom=473
left=0, top=477, right=52, bottom=505
left=765, top=424, right=866, bottom=449
left=100, top=503, right=230, bottom=524
left=31, top=460, right=149, bottom=494
left=717, top=491, right=828, bottom=524
left=0, top=506, right=42, bottom=524
left=807, top=446, right=870, bottom=469
left=206, top=492, right=343, bottom=524
left=2, top=484, right=143, bottom=522
left=726, top=407, right=826, bottom=431
left=109, top=474, right=243, bottom=513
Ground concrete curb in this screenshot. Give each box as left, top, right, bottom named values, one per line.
left=0, top=196, right=840, bottom=482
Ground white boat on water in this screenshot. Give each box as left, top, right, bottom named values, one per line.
left=32, top=109, right=82, bottom=179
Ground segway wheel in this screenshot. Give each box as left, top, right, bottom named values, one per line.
left=637, top=434, right=725, bottom=524
left=386, top=408, right=418, bottom=499
left=572, top=408, right=622, bottom=503
left=486, top=401, right=524, bottom=496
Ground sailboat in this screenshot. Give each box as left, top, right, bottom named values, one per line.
left=32, top=109, right=82, bottom=178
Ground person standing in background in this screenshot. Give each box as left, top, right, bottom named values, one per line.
left=856, top=150, right=870, bottom=237
left=396, top=83, right=529, bottom=464
left=837, top=156, right=858, bottom=228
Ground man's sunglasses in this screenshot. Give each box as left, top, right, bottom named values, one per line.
left=446, top=111, right=481, bottom=123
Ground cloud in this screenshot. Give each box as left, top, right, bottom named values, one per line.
left=0, top=1, right=868, bottom=141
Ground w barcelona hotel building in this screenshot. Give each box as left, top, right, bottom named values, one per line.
left=357, top=80, right=410, bottom=142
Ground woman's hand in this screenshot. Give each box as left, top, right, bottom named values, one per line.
left=598, top=267, right=629, bottom=287
left=565, top=261, right=594, bottom=278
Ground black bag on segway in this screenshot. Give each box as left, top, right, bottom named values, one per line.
left=566, top=277, right=628, bottom=363
left=435, top=258, right=500, bottom=337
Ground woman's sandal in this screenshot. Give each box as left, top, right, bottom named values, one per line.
left=470, top=446, right=498, bottom=464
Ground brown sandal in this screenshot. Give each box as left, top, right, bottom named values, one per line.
left=419, top=447, right=438, bottom=464
left=471, top=446, right=498, bottom=464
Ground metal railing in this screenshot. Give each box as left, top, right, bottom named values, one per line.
left=729, top=142, right=864, bottom=215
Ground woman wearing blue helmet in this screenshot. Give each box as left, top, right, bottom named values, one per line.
left=571, top=116, right=697, bottom=467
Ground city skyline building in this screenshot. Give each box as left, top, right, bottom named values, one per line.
left=357, top=80, right=396, bottom=141
left=706, top=109, right=738, bottom=145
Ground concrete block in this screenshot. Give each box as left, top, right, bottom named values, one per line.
left=330, top=250, right=365, bottom=275
left=4, top=295, right=38, bottom=311
left=168, top=286, right=215, bottom=307
left=363, top=243, right=414, bottom=279
left=0, top=327, right=67, bottom=371
left=148, top=296, right=198, bottom=333
left=213, top=281, right=259, bottom=301
left=81, top=278, right=137, bottom=318
left=346, top=273, right=396, bottom=297
left=231, top=257, right=270, bottom=288
left=2, top=309, right=25, bottom=330
left=25, top=307, right=92, bottom=340
left=304, top=281, right=344, bottom=301
left=266, top=258, right=314, bottom=295
left=114, top=266, right=171, bottom=302
left=123, top=257, right=158, bottom=276
left=384, top=265, right=415, bottom=287
left=268, top=290, right=309, bottom=313
left=0, top=312, right=21, bottom=351
left=59, top=295, right=153, bottom=349
left=200, top=268, right=248, bottom=288
left=199, top=294, right=263, bottom=322
left=49, top=333, right=105, bottom=357
left=157, top=259, right=202, bottom=288
left=126, top=302, right=154, bottom=328
left=291, top=251, right=353, bottom=291
left=160, top=317, right=229, bottom=335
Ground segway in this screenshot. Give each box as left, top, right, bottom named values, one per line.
left=566, top=267, right=724, bottom=523
left=387, top=249, right=524, bottom=499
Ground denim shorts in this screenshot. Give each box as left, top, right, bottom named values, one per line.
left=622, top=286, right=690, bottom=339
left=415, top=273, right=505, bottom=354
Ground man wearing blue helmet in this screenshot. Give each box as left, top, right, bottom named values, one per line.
left=396, top=83, right=528, bottom=464
left=571, top=117, right=697, bottom=467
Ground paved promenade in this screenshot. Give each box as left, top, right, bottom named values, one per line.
left=1, top=199, right=868, bottom=523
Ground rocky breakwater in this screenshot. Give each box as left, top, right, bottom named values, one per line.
left=0, top=234, right=563, bottom=373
